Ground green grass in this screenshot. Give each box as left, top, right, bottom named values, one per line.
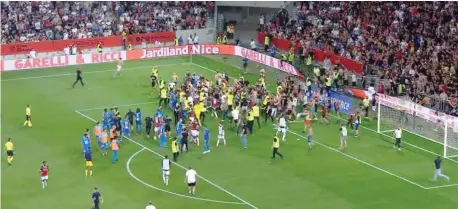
left=2, top=55, right=458, bottom=209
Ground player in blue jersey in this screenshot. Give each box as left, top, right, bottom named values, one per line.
left=108, top=108, right=115, bottom=127
left=176, top=118, right=183, bottom=142
left=242, top=56, right=248, bottom=74
left=102, top=108, right=110, bottom=130
left=84, top=147, right=93, bottom=177
left=169, top=91, right=177, bottom=110
left=135, top=108, right=142, bottom=134
left=122, top=118, right=131, bottom=138
left=155, top=106, right=164, bottom=118
left=159, top=123, right=167, bottom=148
left=203, top=127, right=210, bottom=154
left=81, top=133, right=91, bottom=157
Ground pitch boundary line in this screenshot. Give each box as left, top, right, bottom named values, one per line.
left=75, top=110, right=259, bottom=209
left=126, top=148, right=246, bottom=205
left=1, top=63, right=189, bottom=82
left=278, top=125, right=428, bottom=189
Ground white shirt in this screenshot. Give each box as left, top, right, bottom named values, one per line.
left=367, top=86, right=375, bottom=100
left=193, top=35, right=199, bottom=44
left=29, top=50, right=36, bottom=58
left=279, top=117, right=287, bottom=127
left=218, top=125, right=224, bottom=135
left=162, top=159, right=170, bottom=170
left=341, top=127, right=348, bottom=136
left=250, top=41, right=256, bottom=50
left=64, top=47, right=70, bottom=55
left=395, top=129, right=402, bottom=138
left=154, top=41, right=161, bottom=48
left=188, top=36, right=193, bottom=44
left=185, top=169, right=197, bottom=183
left=145, top=205, right=156, bottom=209
left=232, top=109, right=239, bottom=120
left=72, top=46, right=77, bottom=55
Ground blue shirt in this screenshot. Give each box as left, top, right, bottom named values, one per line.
left=123, top=119, right=130, bottom=130
left=242, top=57, right=248, bottom=64
left=204, top=129, right=210, bottom=141
left=85, top=150, right=93, bottom=161
left=92, top=191, right=101, bottom=202
left=155, top=109, right=164, bottom=118
left=176, top=121, right=183, bottom=132
left=108, top=112, right=114, bottom=121
left=81, top=136, right=90, bottom=150
left=136, top=111, right=142, bottom=122
left=434, top=158, right=442, bottom=169
left=103, top=111, right=109, bottom=122
left=159, top=125, right=165, bottom=136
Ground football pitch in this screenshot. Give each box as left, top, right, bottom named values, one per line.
left=2, top=55, right=458, bottom=209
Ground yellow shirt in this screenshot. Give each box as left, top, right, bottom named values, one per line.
left=200, top=103, right=207, bottom=112
left=200, top=92, right=205, bottom=102
left=194, top=103, right=202, bottom=115
left=248, top=111, right=254, bottom=121
left=5, top=141, right=14, bottom=151
left=363, top=99, right=369, bottom=107
left=26, top=107, right=31, bottom=116
left=171, top=140, right=178, bottom=153
left=273, top=137, right=280, bottom=148
left=263, top=96, right=270, bottom=105
left=227, top=94, right=234, bottom=105
left=252, top=106, right=260, bottom=117
left=160, top=89, right=167, bottom=98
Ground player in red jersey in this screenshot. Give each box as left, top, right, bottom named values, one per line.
left=320, top=105, right=330, bottom=124
left=334, top=100, right=341, bottom=118
left=347, top=113, right=355, bottom=131
left=211, top=98, right=219, bottom=118
left=40, top=161, right=49, bottom=189
left=189, top=121, right=199, bottom=146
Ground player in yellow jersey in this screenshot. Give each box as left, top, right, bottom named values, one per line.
left=23, top=104, right=32, bottom=127
left=5, top=138, right=14, bottom=166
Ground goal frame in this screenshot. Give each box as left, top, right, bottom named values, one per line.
left=376, top=96, right=456, bottom=158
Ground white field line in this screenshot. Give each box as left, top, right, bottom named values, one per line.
left=76, top=101, right=158, bottom=112
left=75, top=110, right=258, bottom=209
left=327, top=114, right=458, bottom=165
left=278, top=125, right=427, bottom=189
left=1, top=63, right=188, bottom=82
left=126, top=148, right=245, bottom=205
left=425, top=183, right=458, bottom=190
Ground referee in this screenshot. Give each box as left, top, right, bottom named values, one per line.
left=272, top=136, right=283, bottom=159
left=91, top=187, right=103, bottom=209
left=72, top=68, right=84, bottom=88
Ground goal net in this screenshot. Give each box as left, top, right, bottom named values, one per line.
left=377, top=96, right=458, bottom=160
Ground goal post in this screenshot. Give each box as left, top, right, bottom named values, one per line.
left=377, top=96, right=458, bottom=159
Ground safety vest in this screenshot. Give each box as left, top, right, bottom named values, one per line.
left=160, top=89, right=167, bottom=98
left=96, top=44, right=102, bottom=53
left=306, top=80, right=311, bottom=87
left=264, top=36, right=270, bottom=46
left=281, top=54, right=287, bottom=61
left=122, top=31, right=127, bottom=39
left=223, top=35, right=228, bottom=44
left=333, top=72, right=339, bottom=80
left=127, top=44, right=132, bottom=50
left=288, top=52, right=294, bottom=62
left=174, top=38, right=178, bottom=46
left=326, top=77, right=332, bottom=87
left=313, top=67, right=320, bottom=76
left=306, top=56, right=312, bottom=65
left=216, top=36, right=221, bottom=44
left=226, top=25, right=231, bottom=33
left=252, top=106, right=260, bottom=117
left=363, top=99, right=369, bottom=107
left=248, top=111, right=254, bottom=121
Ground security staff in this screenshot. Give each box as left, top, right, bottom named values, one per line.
left=216, top=35, right=222, bottom=44
left=280, top=54, right=287, bottom=67
left=362, top=97, right=370, bottom=117
left=264, top=35, right=270, bottom=52
left=333, top=71, right=339, bottom=89
left=271, top=136, right=283, bottom=159
left=96, top=42, right=102, bottom=53
left=306, top=55, right=312, bottom=66
left=252, top=103, right=260, bottom=128
left=174, top=37, right=179, bottom=46
left=247, top=109, right=255, bottom=133
left=159, top=88, right=168, bottom=106
left=326, top=76, right=332, bottom=93
left=288, top=51, right=294, bottom=64
left=222, top=34, right=228, bottom=44
left=127, top=43, right=132, bottom=50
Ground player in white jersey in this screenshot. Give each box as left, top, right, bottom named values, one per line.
left=113, top=58, right=124, bottom=77
left=216, top=122, right=226, bottom=147
left=185, top=166, right=198, bottom=195
left=276, top=115, right=287, bottom=141
left=340, top=124, right=348, bottom=150
left=393, top=127, right=402, bottom=151
left=162, top=155, right=171, bottom=185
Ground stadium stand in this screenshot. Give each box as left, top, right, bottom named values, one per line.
left=1, top=1, right=214, bottom=43
left=259, top=2, right=458, bottom=114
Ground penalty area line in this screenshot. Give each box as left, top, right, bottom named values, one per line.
left=425, top=183, right=458, bottom=190
left=126, top=148, right=246, bottom=205
left=75, top=110, right=259, bottom=209
left=278, top=125, right=428, bottom=189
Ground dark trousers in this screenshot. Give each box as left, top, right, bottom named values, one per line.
left=93, top=201, right=100, bottom=209
left=272, top=148, right=283, bottom=159
left=395, top=138, right=401, bottom=148
left=247, top=120, right=254, bottom=133
left=72, top=77, right=84, bottom=87
left=254, top=116, right=261, bottom=128
left=173, top=152, right=179, bottom=162
left=174, top=112, right=179, bottom=125
left=159, top=98, right=168, bottom=106
left=200, top=112, right=206, bottom=123
left=181, top=140, right=188, bottom=153
left=146, top=126, right=152, bottom=136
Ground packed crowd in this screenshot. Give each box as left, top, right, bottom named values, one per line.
left=259, top=2, right=458, bottom=113
left=1, top=1, right=214, bottom=43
